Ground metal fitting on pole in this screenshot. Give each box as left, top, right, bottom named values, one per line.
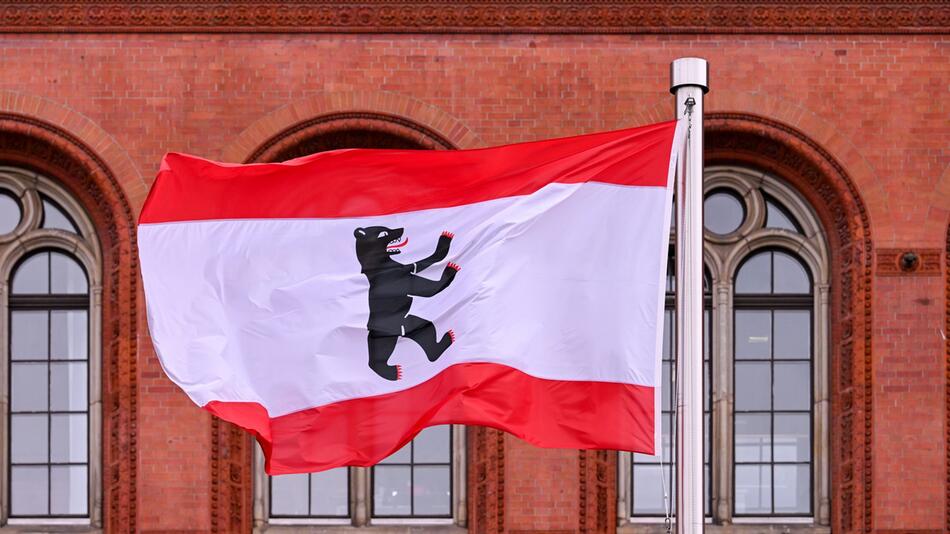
left=670, top=56, right=708, bottom=534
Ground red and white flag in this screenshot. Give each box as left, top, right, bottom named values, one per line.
left=138, top=120, right=683, bottom=474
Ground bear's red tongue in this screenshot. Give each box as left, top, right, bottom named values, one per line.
left=386, top=237, right=408, bottom=249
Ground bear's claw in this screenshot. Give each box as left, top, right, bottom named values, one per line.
left=447, top=330, right=456, bottom=344
left=441, top=231, right=455, bottom=239
left=396, top=365, right=403, bottom=380
left=447, top=262, right=461, bottom=271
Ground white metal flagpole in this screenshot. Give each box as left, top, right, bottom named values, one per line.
left=670, top=57, right=708, bottom=534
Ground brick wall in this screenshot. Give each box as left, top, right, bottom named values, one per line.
left=0, top=32, right=945, bottom=532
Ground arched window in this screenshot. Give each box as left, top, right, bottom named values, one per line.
left=253, top=125, right=464, bottom=527
left=1, top=167, right=100, bottom=525
left=733, top=250, right=813, bottom=516
left=621, top=166, right=830, bottom=527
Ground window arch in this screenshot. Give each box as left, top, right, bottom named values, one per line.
left=621, top=165, right=830, bottom=527
left=0, top=166, right=101, bottom=525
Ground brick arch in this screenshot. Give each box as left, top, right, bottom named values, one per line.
left=636, top=89, right=885, bottom=230
left=220, top=91, right=482, bottom=163
left=704, top=113, right=874, bottom=533
left=0, top=91, right=146, bottom=207
left=0, top=110, right=140, bottom=532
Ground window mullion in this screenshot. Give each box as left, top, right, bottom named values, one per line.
left=713, top=278, right=734, bottom=523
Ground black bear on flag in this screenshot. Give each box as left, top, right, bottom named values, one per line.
left=353, top=226, right=460, bottom=381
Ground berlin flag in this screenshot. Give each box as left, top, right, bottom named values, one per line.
left=138, top=119, right=684, bottom=474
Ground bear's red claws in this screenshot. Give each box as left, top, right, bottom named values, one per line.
left=441, top=231, right=455, bottom=239
left=396, top=365, right=403, bottom=380
left=447, top=262, right=461, bottom=271
left=447, top=330, right=456, bottom=343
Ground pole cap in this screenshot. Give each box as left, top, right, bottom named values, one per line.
left=670, top=57, right=709, bottom=94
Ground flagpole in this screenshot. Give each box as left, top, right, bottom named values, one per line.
left=670, top=57, right=708, bottom=534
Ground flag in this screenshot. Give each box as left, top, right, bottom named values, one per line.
left=138, top=119, right=683, bottom=474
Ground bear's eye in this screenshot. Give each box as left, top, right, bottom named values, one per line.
left=378, top=231, right=389, bottom=239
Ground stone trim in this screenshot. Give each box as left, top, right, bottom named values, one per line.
left=0, top=2, right=946, bottom=34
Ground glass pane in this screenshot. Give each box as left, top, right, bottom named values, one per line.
left=11, top=362, right=48, bottom=411
left=270, top=473, right=309, bottom=516
left=51, top=252, right=88, bottom=294
left=735, top=362, right=771, bottom=411
left=735, top=465, right=771, bottom=515
left=665, top=258, right=674, bottom=293
left=661, top=362, right=672, bottom=412
left=774, top=464, right=810, bottom=514
left=774, top=310, right=810, bottom=359
left=42, top=198, right=79, bottom=233
left=51, top=414, right=88, bottom=463
left=379, top=441, right=411, bottom=464
left=704, top=190, right=744, bottom=235
left=11, top=413, right=49, bottom=463
left=12, top=310, right=49, bottom=360
left=766, top=200, right=799, bottom=232
left=774, top=362, right=810, bottom=411
left=50, top=362, right=88, bottom=411
left=662, top=311, right=673, bottom=359
left=51, top=465, right=88, bottom=515
left=51, top=310, right=88, bottom=360
left=413, top=426, right=450, bottom=463
left=632, top=464, right=667, bottom=515
left=735, top=310, right=771, bottom=359
left=413, top=466, right=451, bottom=516
left=735, top=252, right=771, bottom=294
left=310, top=468, right=349, bottom=517
left=735, top=414, right=771, bottom=462
left=13, top=252, right=50, bottom=294
left=11, top=466, right=49, bottom=516
left=773, top=251, right=810, bottom=294
left=0, top=192, right=22, bottom=233
left=775, top=414, right=811, bottom=462
left=661, top=414, right=673, bottom=463
left=374, top=465, right=411, bottom=516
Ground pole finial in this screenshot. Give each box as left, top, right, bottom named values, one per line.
left=670, top=57, right=709, bottom=94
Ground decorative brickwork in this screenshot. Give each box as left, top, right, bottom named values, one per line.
left=875, top=248, right=943, bottom=276
left=469, top=427, right=507, bottom=534
left=0, top=2, right=947, bottom=34
left=578, top=450, right=614, bottom=534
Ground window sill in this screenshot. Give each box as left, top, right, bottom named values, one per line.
left=620, top=523, right=829, bottom=534
left=257, top=523, right=466, bottom=534
left=0, top=524, right=100, bottom=534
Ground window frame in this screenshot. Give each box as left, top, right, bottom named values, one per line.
left=619, top=166, right=831, bottom=529
left=0, top=167, right=102, bottom=527
left=254, top=424, right=467, bottom=529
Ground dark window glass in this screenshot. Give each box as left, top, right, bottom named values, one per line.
left=372, top=426, right=452, bottom=518
left=764, top=197, right=801, bottom=234
left=733, top=249, right=813, bottom=517
left=270, top=469, right=350, bottom=518
left=8, top=250, right=90, bottom=518
left=41, top=196, right=80, bottom=235
left=704, top=189, right=745, bottom=235
left=0, top=190, right=22, bottom=234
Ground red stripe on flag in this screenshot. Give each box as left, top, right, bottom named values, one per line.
left=204, top=362, right=655, bottom=475
left=140, top=120, right=676, bottom=223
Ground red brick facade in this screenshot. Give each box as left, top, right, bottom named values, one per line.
left=0, top=3, right=946, bottom=533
